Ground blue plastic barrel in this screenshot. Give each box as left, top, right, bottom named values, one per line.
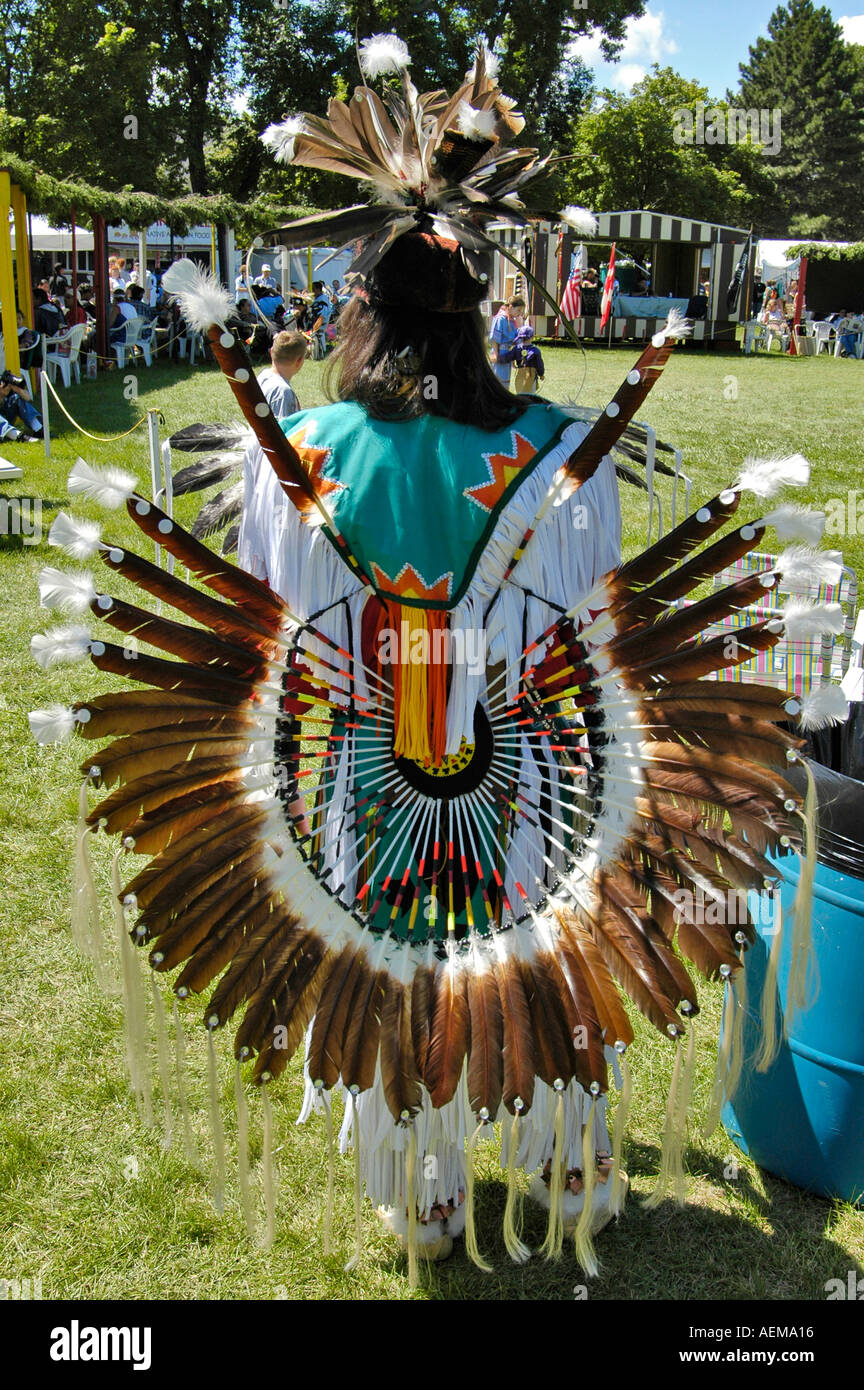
left=722, top=848, right=864, bottom=1205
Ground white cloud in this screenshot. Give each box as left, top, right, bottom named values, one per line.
left=572, top=8, right=678, bottom=90
left=617, top=63, right=648, bottom=89
left=839, top=14, right=864, bottom=44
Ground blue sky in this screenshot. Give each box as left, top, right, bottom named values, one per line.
left=571, top=2, right=864, bottom=96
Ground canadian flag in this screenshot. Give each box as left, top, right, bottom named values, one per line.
left=600, top=242, right=616, bottom=330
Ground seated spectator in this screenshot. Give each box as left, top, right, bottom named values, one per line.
left=33, top=287, right=64, bottom=339
left=77, top=284, right=97, bottom=317
left=258, top=329, right=308, bottom=418
left=231, top=297, right=257, bottom=331
left=0, top=369, right=43, bottom=440
left=760, top=288, right=789, bottom=350
left=837, top=310, right=863, bottom=358
left=235, top=263, right=250, bottom=303
left=253, top=284, right=284, bottom=321
left=153, top=295, right=186, bottom=360
left=126, top=283, right=150, bottom=319
left=63, top=290, right=89, bottom=327
left=109, top=287, right=137, bottom=344
left=16, top=310, right=38, bottom=359
left=309, top=280, right=332, bottom=358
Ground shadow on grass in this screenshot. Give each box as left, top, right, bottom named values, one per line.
left=373, top=1145, right=861, bottom=1301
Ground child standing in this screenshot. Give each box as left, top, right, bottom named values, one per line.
left=512, top=324, right=545, bottom=395
left=258, top=329, right=308, bottom=419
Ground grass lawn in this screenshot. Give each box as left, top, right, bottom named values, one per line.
left=1, top=344, right=862, bottom=1301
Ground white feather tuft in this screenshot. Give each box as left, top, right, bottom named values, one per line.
left=37, top=566, right=97, bottom=613
left=468, top=44, right=500, bottom=82
left=68, top=457, right=137, bottom=509
left=759, top=504, right=825, bottom=546
left=775, top=546, right=844, bottom=593
left=798, top=684, right=848, bottom=731
left=260, top=116, right=307, bottom=164
left=780, top=600, right=845, bottom=640
left=559, top=205, right=598, bottom=237
left=28, top=704, right=76, bottom=744
left=358, top=33, right=411, bottom=78
left=48, top=510, right=103, bottom=559
left=456, top=101, right=498, bottom=140
left=734, top=453, right=810, bottom=499
left=660, top=307, right=692, bottom=340
left=161, top=259, right=234, bottom=333
left=30, top=625, right=93, bottom=669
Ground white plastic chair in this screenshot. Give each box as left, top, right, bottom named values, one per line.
left=709, top=553, right=858, bottom=694
left=136, top=320, right=155, bottom=367
left=811, top=321, right=835, bottom=355
left=833, top=325, right=864, bottom=359
left=178, top=329, right=204, bottom=364
left=44, top=324, right=87, bottom=387
left=114, top=316, right=143, bottom=369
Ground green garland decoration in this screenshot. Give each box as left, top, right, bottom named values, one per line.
left=786, top=241, right=864, bottom=264
left=0, top=151, right=318, bottom=242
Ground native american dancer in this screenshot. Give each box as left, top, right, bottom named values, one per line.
left=30, top=35, right=846, bottom=1279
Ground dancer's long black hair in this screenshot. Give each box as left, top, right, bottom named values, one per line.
left=325, top=232, right=527, bottom=432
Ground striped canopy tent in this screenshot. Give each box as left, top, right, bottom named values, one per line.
left=490, top=211, right=753, bottom=347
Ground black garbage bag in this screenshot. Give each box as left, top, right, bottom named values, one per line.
left=782, top=701, right=864, bottom=876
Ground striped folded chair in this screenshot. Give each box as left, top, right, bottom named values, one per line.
left=706, top=551, right=857, bottom=695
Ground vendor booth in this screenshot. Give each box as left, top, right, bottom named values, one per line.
left=489, top=210, right=754, bottom=347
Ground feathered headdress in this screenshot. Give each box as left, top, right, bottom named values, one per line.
left=258, top=34, right=596, bottom=307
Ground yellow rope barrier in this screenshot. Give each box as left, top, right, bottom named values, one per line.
left=42, top=371, right=151, bottom=442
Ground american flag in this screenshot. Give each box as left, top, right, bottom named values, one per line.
left=560, top=254, right=582, bottom=321
left=600, top=242, right=617, bottom=330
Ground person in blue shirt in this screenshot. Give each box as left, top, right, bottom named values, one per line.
left=254, top=286, right=285, bottom=321
left=488, top=295, right=524, bottom=385
left=310, top=280, right=332, bottom=358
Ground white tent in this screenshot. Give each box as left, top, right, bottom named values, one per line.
left=757, top=238, right=851, bottom=288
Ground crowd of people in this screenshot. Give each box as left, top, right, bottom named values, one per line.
left=752, top=277, right=863, bottom=355
left=2, top=255, right=360, bottom=448
left=233, top=265, right=349, bottom=360
left=4, top=250, right=589, bottom=450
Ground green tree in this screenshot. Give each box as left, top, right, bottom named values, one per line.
left=734, top=0, right=864, bottom=238
left=0, top=5, right=175, bottom=192
left=240, top=0, right=638, bottom=204
left=0, top=0, right=236, bottom=196
left=564, top=68, right=772, bottom=225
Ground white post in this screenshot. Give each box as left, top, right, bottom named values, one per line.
left=161, top=438, right=175, bottom=576
left=40, top=370, right=51, bottom=458
left=138, top=228, right=147, bottom=288
left=643, top=423, right=657, bottom=543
